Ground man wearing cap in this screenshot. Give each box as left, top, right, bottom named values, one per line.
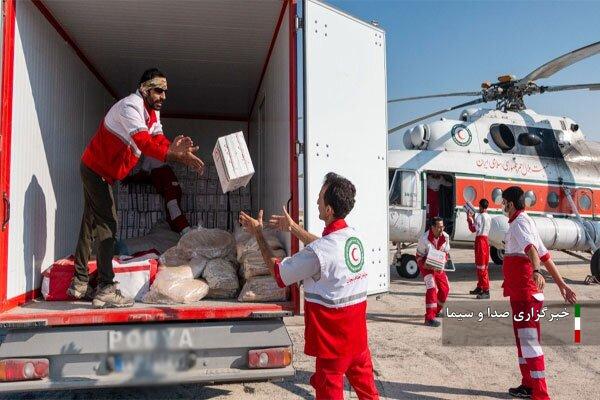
left=69, top=68, right=204, bottom=308
left=239, top=172, right=379, bottom=400
left=501, top=186, right=576, bottom=399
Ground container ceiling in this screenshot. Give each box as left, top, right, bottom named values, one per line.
left=43, top=0, right=285, bottom=119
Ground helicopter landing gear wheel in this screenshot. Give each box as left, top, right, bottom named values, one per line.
left=491, top=246, right=504, bottom=266
left=395, top=254, right=420, bottom=279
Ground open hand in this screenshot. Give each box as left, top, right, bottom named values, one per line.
left=168, top=135, right=204, bottom=174
left=239, top=210, right=264, bottom=235
left=269, top=205, right=294, bottom=232
left=560, top=284, right=577, bottom=304
left=181, top=150, right=205, bottom=174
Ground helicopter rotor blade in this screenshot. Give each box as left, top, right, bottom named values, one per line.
left=388, top=98, right=485, bottom=135
left=388, top=91, right=481, bottom=103
left=517, top=41, right=600, bottom=86
left=541, top=83, right=600, bottom=93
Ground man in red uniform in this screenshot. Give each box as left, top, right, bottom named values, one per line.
left=416, top=217, right=451, bottom=327
left=69, top=68, right=204, bottom=308
left=426, top=173, right=452, bottom=220
left=501, top=187, right=576, bottom=399
left=240, top=173, right=379, bottom=400
left=467, top=198, right=492, bottom=299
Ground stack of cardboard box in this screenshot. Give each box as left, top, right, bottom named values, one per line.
left=116, top=162, right=252, bottom=240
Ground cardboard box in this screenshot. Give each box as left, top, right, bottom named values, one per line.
left=217, top=195, right=228, bottom=211
left=230, top=195, right=241, bottom=211
left=241, top=195, right=252, bottom=211
left=212, top=131, right=254, bottom=193
left=217, top=212, right=228, bottom=230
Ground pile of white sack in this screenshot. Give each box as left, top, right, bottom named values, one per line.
left=142, top=226, right=289, bottom=304
left=235, top=227, right=289, bottom=302
left=143, top=227, right=238, bottom=304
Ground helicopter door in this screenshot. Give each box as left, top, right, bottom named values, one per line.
left=303, top=0, right=388, bottom=294
left=389, top=170, right=425, bottom=242
left=452, top=175, right=486, bottom=242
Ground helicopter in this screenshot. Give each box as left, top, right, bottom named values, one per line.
left=386, top=41, right=600, bottom=282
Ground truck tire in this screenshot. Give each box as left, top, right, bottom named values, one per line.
left=591, top=249, right=600, bottom=279
left=396, top=254, right=420, bottom=279
left=491, top=246, right=504, bottom=266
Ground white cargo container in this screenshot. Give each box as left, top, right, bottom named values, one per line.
left=0, top=0, right=388, bottom=391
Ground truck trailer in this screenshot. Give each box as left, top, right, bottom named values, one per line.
left=0, top=0, right=389, bottom=392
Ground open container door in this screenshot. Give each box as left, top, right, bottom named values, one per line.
left=303, top=0, right=388, bottom=294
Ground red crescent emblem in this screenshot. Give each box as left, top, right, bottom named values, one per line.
left=351, top=247, right=359, bottom=262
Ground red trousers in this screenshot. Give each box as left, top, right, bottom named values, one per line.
left=511, top=298, right=550, bottom=400
left=427, top=188, right=440, bottom=219
left=310, top=348, right=379, bottom=400
left=150, top=166, right=189, bottom=233
left=474, top=236, right=490, bottom=291
left=419, top=262, right=450, bottom=321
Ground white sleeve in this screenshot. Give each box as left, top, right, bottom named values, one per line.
left=120, top=103, right=148, bottom=135
left=416, top=236, right=429, bottom=257
left=513, top=219, right=537, bottom=254
left=278, top=247, right=321, bottom=286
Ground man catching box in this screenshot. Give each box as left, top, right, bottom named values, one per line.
left=239, top=173, right=379, bottom=400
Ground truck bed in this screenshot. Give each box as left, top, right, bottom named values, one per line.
left=0, top=298, right=293, bottom=328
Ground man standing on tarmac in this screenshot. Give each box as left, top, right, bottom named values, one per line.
left=467, top=198, right=492, bottom=299
left=501, top=186, right=576, bottom=399
left=239, top=172, right=379, bottom=400
left=68, top=68, right=205, bottom=309
left=415, top=217, right=451, bottom=327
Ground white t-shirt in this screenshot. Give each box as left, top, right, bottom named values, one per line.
left=504, top=212, right=549, bottom=258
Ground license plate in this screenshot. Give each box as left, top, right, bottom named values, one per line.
left=113, top=352, right=188, bottom=374
left=108, top=328, right=194, bottom=352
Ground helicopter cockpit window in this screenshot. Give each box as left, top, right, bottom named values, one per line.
left=490, top=124, right=515, bottom=152
left=389, top=170, right=416, bottom=207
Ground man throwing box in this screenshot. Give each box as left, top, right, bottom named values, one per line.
left=69, top=68, right=204, bottom=308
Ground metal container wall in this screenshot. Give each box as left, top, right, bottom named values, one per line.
left=7, top=1, right=112, bottom=299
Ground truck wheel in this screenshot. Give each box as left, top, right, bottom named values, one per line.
left=396, top=254, right=420, bottom=279
left=491, top=246, right=504, bottom=266
left=591, top=249, right=600, bottom=279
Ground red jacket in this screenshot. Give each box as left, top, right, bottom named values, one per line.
left=82, top=91, right=170, bottom=183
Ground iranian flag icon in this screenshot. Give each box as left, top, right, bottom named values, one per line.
left=574, top=304, right=581, bottom=344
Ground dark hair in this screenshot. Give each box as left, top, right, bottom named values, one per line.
left=322, top=172, right=356, bottom=219
left=431, top=216, right=444, bottom=226
left=139, top=68, right=166, bottom=86
left=479, top=198, right=489, bottom=209
left=502, top=186, right=525, bottom=210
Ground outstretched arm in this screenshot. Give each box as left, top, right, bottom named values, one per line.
left=239, top=211, right=278, bottom=276
left=542, top=258, right=577, bottom=304
left=269, top=205, right=319, bottom=245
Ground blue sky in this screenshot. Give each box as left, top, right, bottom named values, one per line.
left=326, top=0, right=600, bottom=147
